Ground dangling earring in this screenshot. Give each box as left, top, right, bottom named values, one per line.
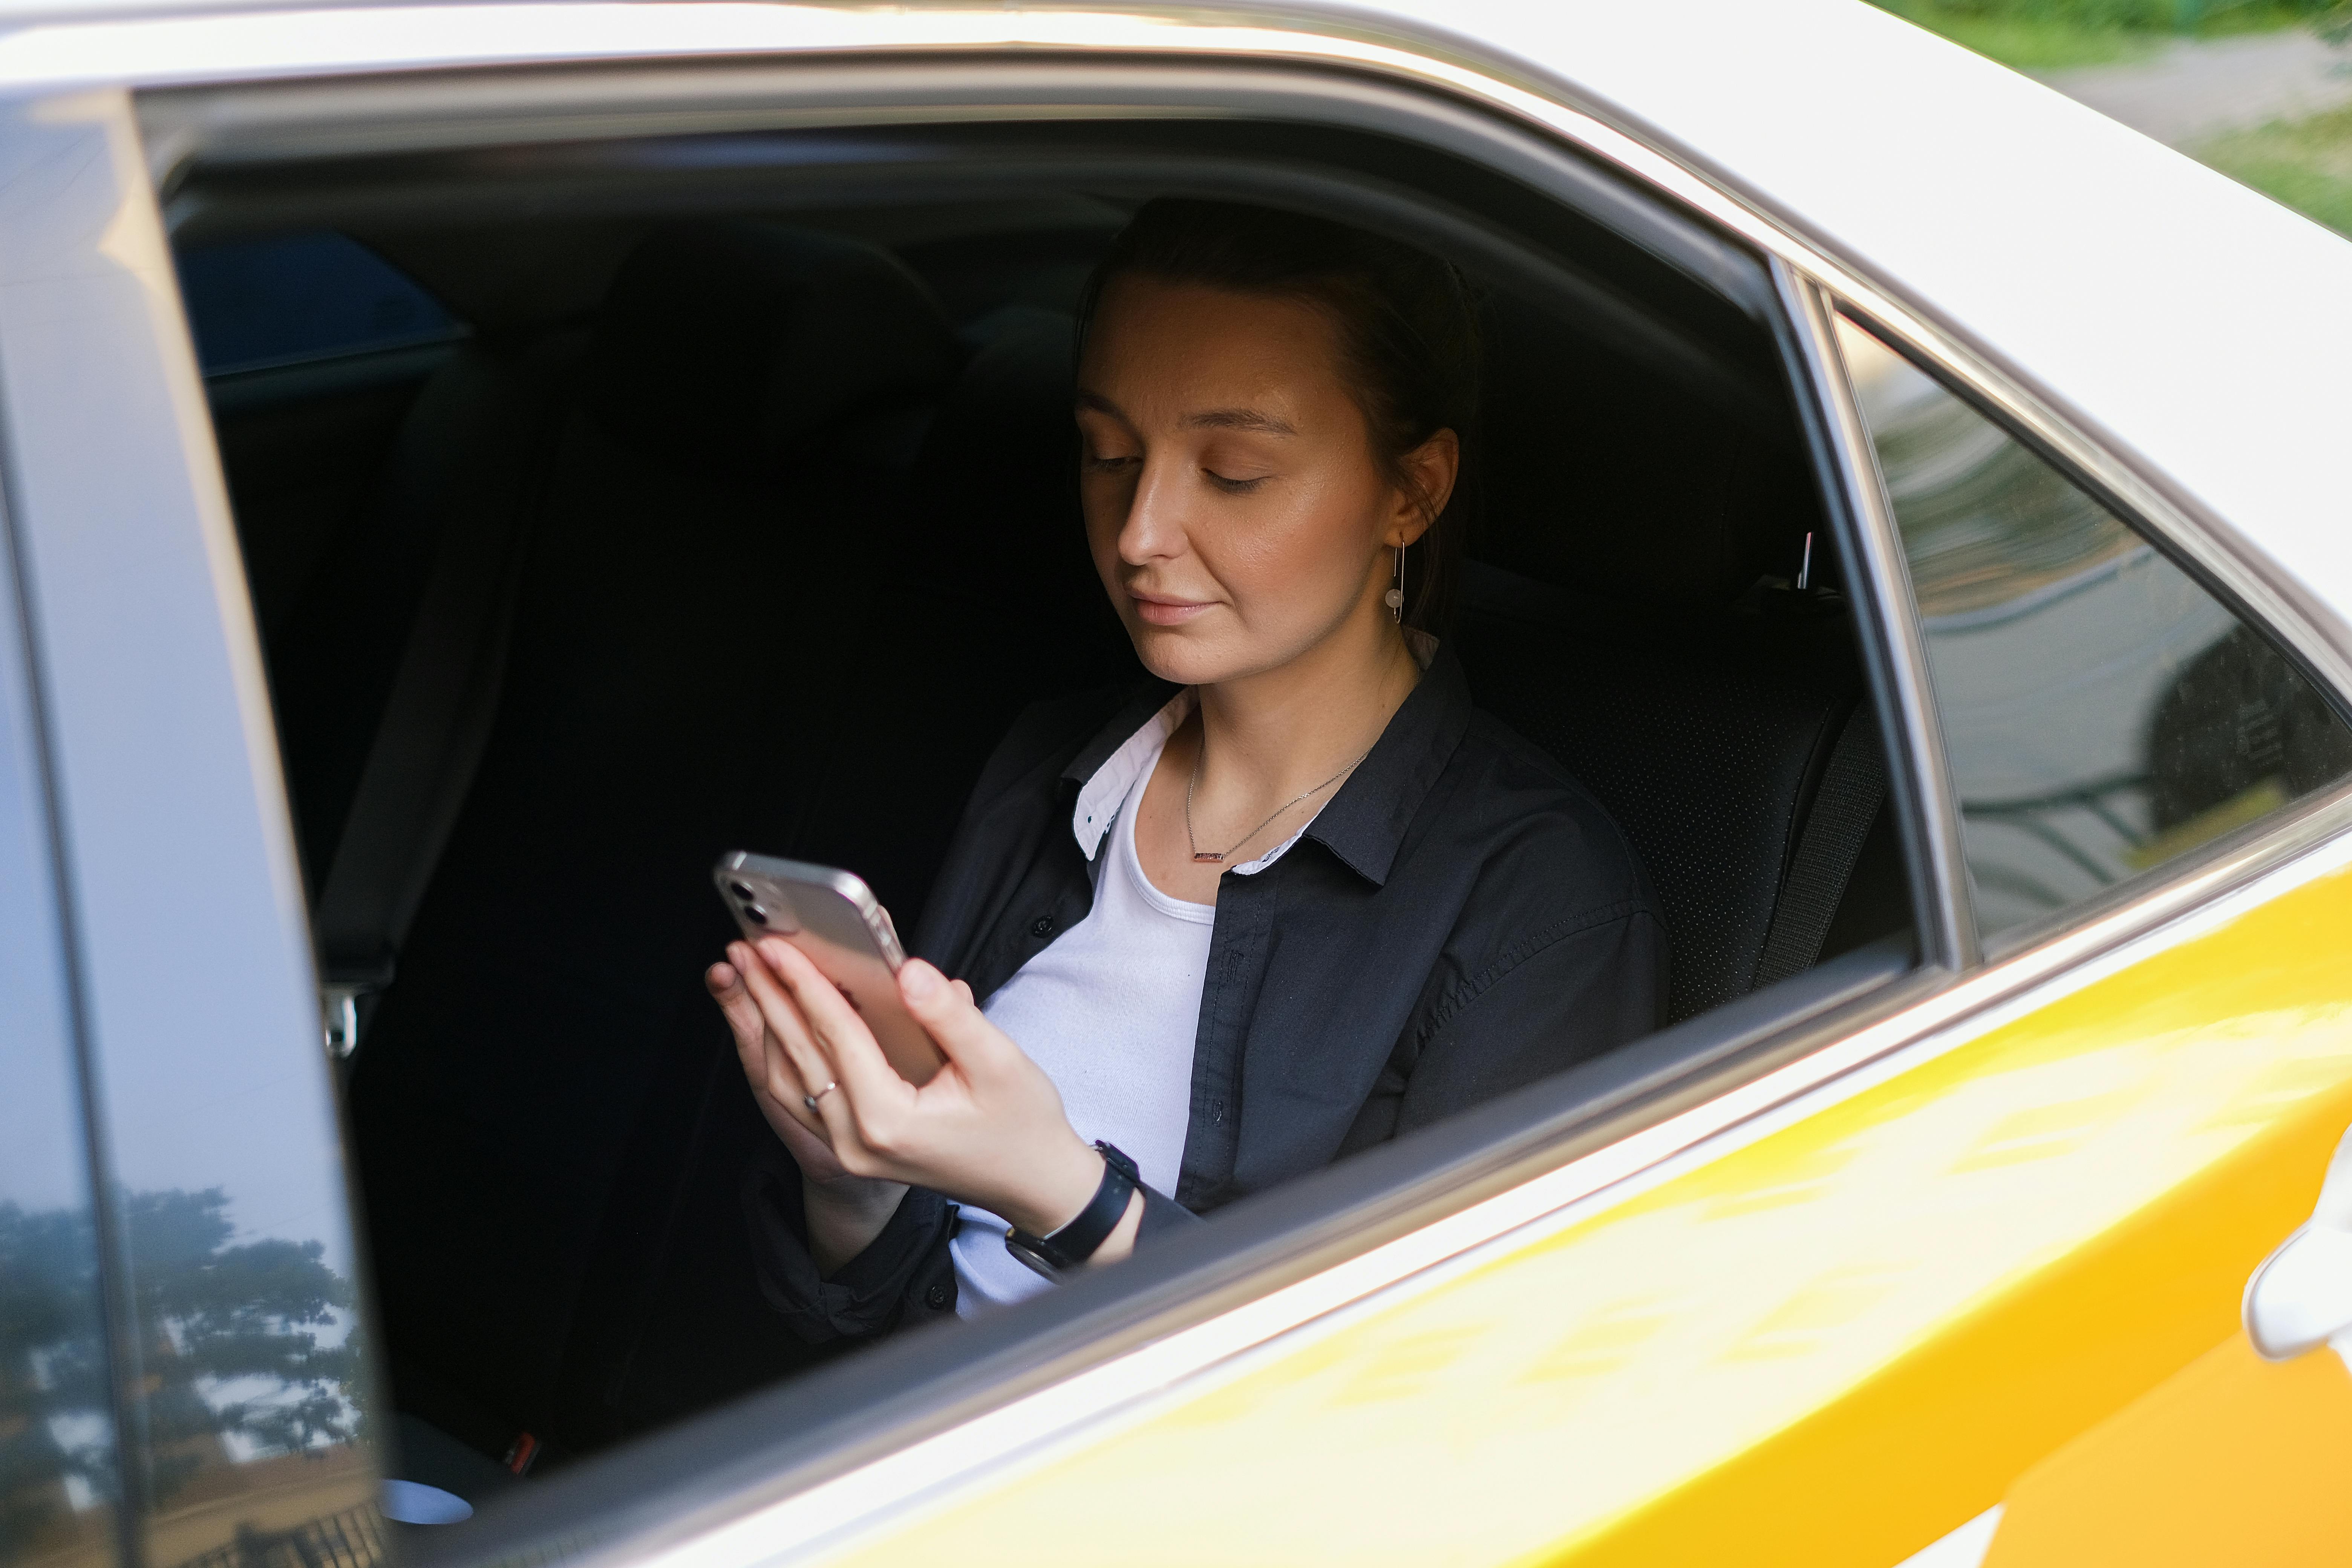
left=1385, top=541, right=1405, bottom=623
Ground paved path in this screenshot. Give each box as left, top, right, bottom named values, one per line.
left=2036, top=28, right=2352, bottom=145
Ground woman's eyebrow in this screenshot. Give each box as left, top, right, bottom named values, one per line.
left=1182, top=408, right=1297, bottom=435
left=1075, top=391, right=1296, bottom=437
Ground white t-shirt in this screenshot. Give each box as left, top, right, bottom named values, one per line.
left=950, top=696, right=1309, bottom=1315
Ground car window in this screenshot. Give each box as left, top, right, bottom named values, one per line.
left=1833, top=313, right=2352, bottom=941
left=175, top=230, right=462, bottom=376
left=152, top=91, right=1923, bottom=1536
left=0, top=527, right=122, bottom=1568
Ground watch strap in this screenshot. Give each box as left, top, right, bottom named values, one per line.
left=1006, top=1142, right=1139, bottom=1273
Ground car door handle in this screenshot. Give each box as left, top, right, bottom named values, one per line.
left=2245, top=1126, right=2352, bottom=1360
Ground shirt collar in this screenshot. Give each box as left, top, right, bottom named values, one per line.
left=1067, top=686, right=1193, bottom=862
left=1059, top=636, right=1472, bottom=887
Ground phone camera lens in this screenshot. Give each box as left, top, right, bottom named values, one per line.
left=728, top=881, right=756, bottom=901
left=744, top=905, right=769, bottom=926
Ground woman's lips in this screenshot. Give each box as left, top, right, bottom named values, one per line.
left=1130, top=593, right=1213, bottom=627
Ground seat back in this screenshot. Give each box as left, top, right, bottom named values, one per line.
left=346, top=222, right=963, bottom=1453
left=578, top=305, right=1139, bottom=1440
left=1457, top=293, right=1899, bottom=1021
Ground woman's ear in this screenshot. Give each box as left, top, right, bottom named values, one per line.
left=1391, top=428, right=1460, bottom=547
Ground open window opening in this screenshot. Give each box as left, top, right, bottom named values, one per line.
left=150, top=92, right=1926, bottom=1542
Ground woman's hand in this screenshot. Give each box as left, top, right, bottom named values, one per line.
left=727, top=937, right=1140, bottom=1260
left=708, top=956, right=907, bottom=1274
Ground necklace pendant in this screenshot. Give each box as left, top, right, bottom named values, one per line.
left=1192, top=851, right=1225, bottom=863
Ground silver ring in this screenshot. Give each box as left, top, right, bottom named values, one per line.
left=802, top=1081, right=837, bottom=1112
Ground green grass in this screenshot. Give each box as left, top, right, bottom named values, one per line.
left=2194, top=100, right=2352, bottom=231
left=1869, top=2, right=2329, bottom=71
left=1871, top=4, right=2163, bottom=67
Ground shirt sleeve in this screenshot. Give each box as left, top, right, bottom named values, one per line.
left=740, top=1139, right=960, bottom=1344
left=1342, top=903, right=1666, bottom=1149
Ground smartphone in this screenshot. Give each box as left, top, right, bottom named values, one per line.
left=713, top=851, right=945, bottom=1087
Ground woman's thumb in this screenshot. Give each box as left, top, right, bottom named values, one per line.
left=900, top=959, right=1001, bottom=1065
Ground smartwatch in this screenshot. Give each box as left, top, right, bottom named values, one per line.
left=1005, top=1142, right=1140, bottom=1278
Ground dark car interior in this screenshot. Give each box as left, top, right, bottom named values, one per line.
left=161, top=113, right=1919, bottom=1504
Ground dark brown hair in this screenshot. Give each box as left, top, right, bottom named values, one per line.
left=1075, top=199, right=1479, bottom=633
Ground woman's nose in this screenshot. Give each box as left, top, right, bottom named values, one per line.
left=1117, top=456, right=1189, bottom=565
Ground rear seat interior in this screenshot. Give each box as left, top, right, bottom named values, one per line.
left=191, top=197, right=1912, bottom=1475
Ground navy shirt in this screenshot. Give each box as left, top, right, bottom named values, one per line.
left=744, top=643, right=1664, bottom=1342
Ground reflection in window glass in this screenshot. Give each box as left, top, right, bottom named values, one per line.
left=1834, top=314, right=2352, bottom=938
left=175, top=231, right=461, bottom=377
left=97, top=1095, right=383, bottom=1556
left=0, top=534, right=121, bottom=1568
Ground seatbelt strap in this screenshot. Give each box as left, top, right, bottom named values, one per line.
left=313, top=375, right=549, bottom=1056
left=1753, top=701, right=1889, bottom=989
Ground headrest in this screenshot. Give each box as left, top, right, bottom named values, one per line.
left=585, top=221, right=960, bottom=474
left=900, top=309, right=1094, bottom=595
left=897, top=307, right=1135, bottom=678
left=1473, top=292, right=1815, bottom=612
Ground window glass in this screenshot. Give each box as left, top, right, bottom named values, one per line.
left=0, top=532, right=122, bottom=1568
left=86, top=942, right=384, bottom=1554
left=1834, top=314, right=2352, bottom=939
left=175, top=231, right=461, bottom=376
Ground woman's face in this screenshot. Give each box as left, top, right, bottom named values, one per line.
left=1075, top=275, right=1452, bottom=689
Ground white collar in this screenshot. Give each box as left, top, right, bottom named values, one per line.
left=1072, top=688, right=1194, bottom=862
left=1070, top=634, right=1437, bottom=868
left=1068, top=689, right=1307, bottom=876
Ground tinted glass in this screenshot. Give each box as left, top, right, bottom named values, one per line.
left=0, top=527, right=122, bottom=1568
left=175, top=231, right=460, bottom=376
left=1835, top=314, right=2352, bottom=939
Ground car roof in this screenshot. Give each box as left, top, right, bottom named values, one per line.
left=3, top=0, right=2347, bottom=631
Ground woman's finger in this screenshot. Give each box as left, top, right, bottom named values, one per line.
left=757, top=938, right=918, bottom=1145
left=707, top=960, right=772, bottom=1070
left=731, top=942, right=840, bottom=1133
left=711, top=957, right=807, bottom=1107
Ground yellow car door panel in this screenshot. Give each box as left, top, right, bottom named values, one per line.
left=1981, top=1334, right=2352, bottom=1567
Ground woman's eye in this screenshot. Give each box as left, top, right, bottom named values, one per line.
left=1083, top=451, right=1139, bottom=473
left=1204, top=469, right=1269, bottom=495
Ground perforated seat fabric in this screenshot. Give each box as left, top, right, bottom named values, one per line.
left=1454, top=565, right=1864, bottom=1020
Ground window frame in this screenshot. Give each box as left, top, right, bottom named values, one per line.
left=0, top=84, right=392, bottom=1568
left=74, top=19, right=2352, bottom=1568
left=0, top=349, right=138, bottom=1568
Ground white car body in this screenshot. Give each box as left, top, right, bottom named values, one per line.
left=6, top=7, right=2349, bottom=1567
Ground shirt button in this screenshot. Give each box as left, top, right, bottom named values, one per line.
left=1030, top=915, right=1056, bottom=939
left=925, top=1282, right=952, bottom=1311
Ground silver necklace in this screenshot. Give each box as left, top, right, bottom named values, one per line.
left=1184, top=743, right=1368, bottom=864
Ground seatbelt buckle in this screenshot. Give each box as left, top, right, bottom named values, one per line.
left=320, top=984, right=364, bottom=1059
left=318, top=959, right=394, bottom=1060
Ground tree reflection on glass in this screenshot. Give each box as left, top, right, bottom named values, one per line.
left=1, top=1200, right=112, bottom=1563
left=0, top=1188, right=372, bottom=1568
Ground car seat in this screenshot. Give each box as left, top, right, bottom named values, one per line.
left=344, top=221, right=964, bottom=1458
left=565, top=304, right=1138, bottom=1442
left=1456, top=292, right=1910, bottom=1021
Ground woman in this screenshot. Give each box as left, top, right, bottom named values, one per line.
left=707, top=199, right=1663, bottom=1341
